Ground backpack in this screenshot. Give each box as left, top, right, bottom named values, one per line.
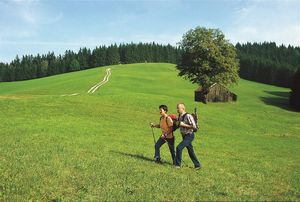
left=181, top=112, right=199, bottom=133
left=160, top=114, right=179, bottom=132
left=168, top=114, right=179, bottom=132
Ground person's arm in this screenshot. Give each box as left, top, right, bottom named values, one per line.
left=179, top=122, right=194, bottom=129
left=166, top=117, right=174, bottom=134
left=165, top=126, right=173, bottom=134
left=161, top=117, right=173, bottom=138
left=150, top=122, right=160, bottom=128
left=179, top=115, right=196, bottom=129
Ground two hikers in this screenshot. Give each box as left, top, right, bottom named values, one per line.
left=150, top=103, right=201, bottom=169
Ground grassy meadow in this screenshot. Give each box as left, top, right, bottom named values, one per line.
left=0, top=63, right=299, bottom=201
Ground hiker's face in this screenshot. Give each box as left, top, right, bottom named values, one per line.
left=159, top=108, right=166, bottom=115
left=177, top=104, right=184, bottom=114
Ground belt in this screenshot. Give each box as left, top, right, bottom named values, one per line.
left=182, top=132, right=193, bottom=136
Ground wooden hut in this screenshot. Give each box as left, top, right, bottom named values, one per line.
left=194, top=83, right=237, bottom=103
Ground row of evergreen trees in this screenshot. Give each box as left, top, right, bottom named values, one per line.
left=0, top=43, right=181, bottom=82
left=1, top=41, right=299, bottom=90
left=290, top=70, right=300, bottom=111
left=236, top=42, right=300, bottom=88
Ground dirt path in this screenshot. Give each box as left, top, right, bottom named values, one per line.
left=59, top=68, right=111, bottom=96
left=60, top=93, right=79, bottom=97
left=87, top=68, right=111, bottom=94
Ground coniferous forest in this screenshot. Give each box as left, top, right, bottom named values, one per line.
left=0, top=42, right=299, bottom=92
left=290, top=69, right=300, bottom=111
left=0, top=43, right=181, bottom=82
left=236, top=42, right=300, bottom=111
left=236, top=42, right=300, bottom=88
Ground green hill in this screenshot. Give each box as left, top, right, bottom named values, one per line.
left=0, top=63, right=299, bottom=201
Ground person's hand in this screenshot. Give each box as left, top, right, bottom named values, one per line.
left=179, top=121, right=184, bottom=127
left=161, top=133, right=167, bottom=140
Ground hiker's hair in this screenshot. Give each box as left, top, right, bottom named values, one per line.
left=159, top=104, right=168, bottom=112
left=177, top=103, right=185, bottom=110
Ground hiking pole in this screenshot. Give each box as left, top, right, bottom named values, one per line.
left=194, top=107, right=199, bottom=130
left=151, top=126, right=156, bottom=144
left=194, top=107, right=198, bottom=121
left=150, top=123, right=156, bottom=144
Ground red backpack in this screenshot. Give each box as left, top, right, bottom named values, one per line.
left=167, top=114, right=179, bottom=132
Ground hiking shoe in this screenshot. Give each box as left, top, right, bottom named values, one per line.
left=175, top=166, right=181, bottom=169
left=154, top=157, right=161, bottom=164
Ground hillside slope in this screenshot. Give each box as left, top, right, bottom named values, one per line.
left=0, top=63, right=299, bottom=201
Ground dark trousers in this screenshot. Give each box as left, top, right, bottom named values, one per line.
left=154, top=137, right=176, bottom=164
left=175, top=133, right=201, bottom=167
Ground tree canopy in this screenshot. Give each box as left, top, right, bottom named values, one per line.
left=177, top=27, right=239, bottom=89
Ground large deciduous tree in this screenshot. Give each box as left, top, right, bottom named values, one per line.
left=177, top=27, right=239, bottom=89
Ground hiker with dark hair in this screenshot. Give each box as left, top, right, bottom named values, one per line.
left=175, top=103, right=201, bottom=169
left=150, top=104, right=176, bottom=164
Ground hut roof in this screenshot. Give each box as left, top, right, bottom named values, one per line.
left=195, top=83, right=218, bottom=92
left=195, top=83, right=236, bottom=95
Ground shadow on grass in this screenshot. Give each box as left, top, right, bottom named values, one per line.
left=111, top=150, right=173, bottom=166
left=260, top=90, right=292, bottom=111
left=265, top=91, right=290, bottom=98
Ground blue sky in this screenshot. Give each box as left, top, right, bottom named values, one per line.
left=0, top=0, right=299, bottom=63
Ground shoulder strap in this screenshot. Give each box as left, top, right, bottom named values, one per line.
left=165, top=116, right=174, bottom=135
left=182, top=113, right=188, bottom=121
left=160, top=116, right=171, bottom=127
left=166, top=116, right=170, bottom=127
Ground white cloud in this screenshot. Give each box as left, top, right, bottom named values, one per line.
left=0, top=31, right=183, bottom=63
left=2, top=0, right=39, bottom=24
left=0, top=0, right=63, bottom=48
left=0, top=32, right=181, bottom=47
left=226, top=0, right=300, bottom=46
left=0, top=0, right=62, bottom=26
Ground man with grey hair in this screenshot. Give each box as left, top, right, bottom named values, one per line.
left=175, top=103, right=201, bottom=169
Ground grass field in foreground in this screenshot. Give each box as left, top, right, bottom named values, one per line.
left=0, top=63, right=299, bottom=201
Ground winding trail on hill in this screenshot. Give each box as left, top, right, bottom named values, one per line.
left=59, top=68, right=111, bottom=96
left=87, top=68, right=111, bottom=94
left=60, top=93, right=79, bottom=97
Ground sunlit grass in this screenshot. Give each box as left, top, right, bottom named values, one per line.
left=0, top=63, right=299, bottom=201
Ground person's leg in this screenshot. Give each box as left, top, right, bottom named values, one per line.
left=175, top=135, right=192, bottom=166
left=167, top=137, right=176, bottom=165
left=154, top=138, right=166, bottom=162
left=186, top=134, right=201, bottom=168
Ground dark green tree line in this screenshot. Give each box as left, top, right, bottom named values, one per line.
left=290, top=69, right=300, bottom=111
left=2, top=40, right=298, bottom=90
left=236, top=42, right=300, bottom=88
left=0, top=42, right=182, bottom=82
